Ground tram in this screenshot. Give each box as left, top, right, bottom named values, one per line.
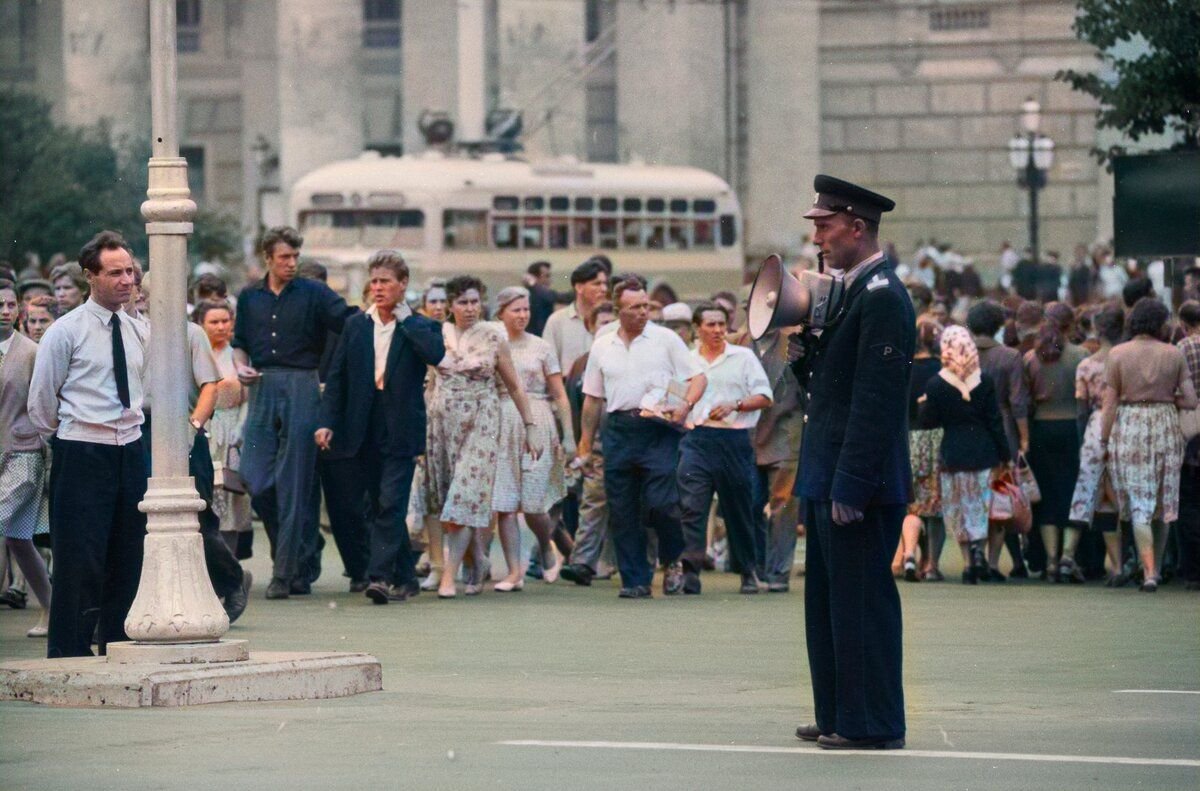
left=289, top=150, right=745, bottom=301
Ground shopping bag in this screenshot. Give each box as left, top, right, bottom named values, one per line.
left=1015, top=452, right=1041, bottom=504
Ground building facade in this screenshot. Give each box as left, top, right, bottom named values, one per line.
left=1, top=0, right=1104, bottom=270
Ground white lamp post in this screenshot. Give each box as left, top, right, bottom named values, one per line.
left=1008, top=97, right=1055, bottom=267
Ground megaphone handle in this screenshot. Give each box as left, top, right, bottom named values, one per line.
left=817, top=251, right=825, bottom=275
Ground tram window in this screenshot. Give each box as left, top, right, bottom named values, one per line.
left=622, top=218, right=642, bottom=248
left=492, top=217, right=519, bottom=249
left=524, top=196, right=545, bottom=211
left=363, top=210, right=425, bottom=248
left=574, top=197, right=594, bottom=212
left=332, top=211, right=358, bottom=228
left=494, top=195, right=519, bottom=211
left=622, top=197, right=642, bottom=213
left=549, top=196, right=570, bottom=211
left=364, top=210, right=424, bottom=227
left=646, top=222, right=667, bottom=250
left=669, top=198, right=688, bottom=214
left=548, top=220, right=570, bottom=249
left=443, top=210, right=489, bottom=249
left=573, top=217, right=595, bottom=246
left=647, top=198, right=665, bottom=213
left=693, top=199, right=717, bottom=214
left=598, top=197, right=618, bottom=212
left=521, top=218, right=545, bottom=249
left=597, top=218, right=619, bottom=249
left=302, top=212, right=333, bottom=228
left=693, top=219, right=715, bottom=249
left=667, top=221, right=689, bottom=250
left=720, top=214, right=738, bottom=247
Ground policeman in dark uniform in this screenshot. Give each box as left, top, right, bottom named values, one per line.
left=789, top=175, right=914, bottom=750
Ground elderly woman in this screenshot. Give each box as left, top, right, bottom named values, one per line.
left=425, top=275, right=542, bottom=598
left=488, top=286, right=576, bottom=590
left=1102, top=298, right=1198, bottom=592
left=193, top=299, right=253, bottom=558
left=1064, top=304, right=1124, bottom=583
left=49, top=262, right=88, bottom=314
left=919, top=326, right=1012, bottom=584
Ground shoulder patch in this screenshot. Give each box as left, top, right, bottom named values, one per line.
left=866, top=273, right=889, bottom=291
left=870, top=341, right=905, bottom=362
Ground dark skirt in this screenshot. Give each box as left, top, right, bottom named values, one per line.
left=1028, top=418, right=1080, bottom=528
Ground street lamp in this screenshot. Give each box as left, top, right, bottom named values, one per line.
left=1008, top=97, right=1055, bottom=268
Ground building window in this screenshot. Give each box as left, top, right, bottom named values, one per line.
left=364, top=0, right=401, bottom=49
left=181, top=145, right=206, bottom=204
left=929, top=8, right=989, bottom=32
left=177, top=0, right=201, bottom=53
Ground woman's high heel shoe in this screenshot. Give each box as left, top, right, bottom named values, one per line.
left=494, top=578, right=524, bottom=592
left=542, top=545, right=563, bottom=584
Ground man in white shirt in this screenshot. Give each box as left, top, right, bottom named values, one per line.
left=28, top=231, right=149, bottom=658
left=677, top=301, right=773, bottom=595
left=577, top=274, right=706, bottom=598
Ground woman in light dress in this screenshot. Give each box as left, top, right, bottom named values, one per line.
left=424, top=276, right=542, bottom=598
left=489, top=287, right=576, bottom=591
left=194, top=300, right=253, bottom=557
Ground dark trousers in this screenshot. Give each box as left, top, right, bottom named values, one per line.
left=756, top=460, right=800, bottom=584
left=47, top=438, right=147, bottom=658
left=602, top=413, right=684, bottom=588
left=678, top=427, right=758, bottom=575
left=359, top=394, right=419, bottom=586
left=803, top=499, right=906, bottom=740
left=241, top=369, right=322, bottom=583
left=189, top=431, right=244, bottom=598
left=1179, top=463, right=1200, bottom=583
left=319, top=455, right=371, bottom=583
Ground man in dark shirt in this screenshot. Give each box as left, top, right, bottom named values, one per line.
left=233, top=226, right=355, bottom=599
left=524, top=261, right=571, bottom=336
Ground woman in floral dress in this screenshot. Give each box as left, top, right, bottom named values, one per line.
left=902, top=316, right=944, bottom=581
left=1064, top=304, right=1123, bottom=583
left=489, top=287, right=576, bottom=590
left=425, top=276, right=542, bottom=598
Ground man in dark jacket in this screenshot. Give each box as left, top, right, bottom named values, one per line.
left=788, top=176, right=914, bottom=750
left=316, top=251, right=445, bottom=604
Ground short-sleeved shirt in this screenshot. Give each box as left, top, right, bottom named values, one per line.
left=542, top=303, right=593, bottom=375
left=1074, top=352, right=1106, bottom=412
left=582, top=321, right=702, bottom=412
left=686, top=343, right=773, bottom=429
left=232, top=276, right=354, bottom=370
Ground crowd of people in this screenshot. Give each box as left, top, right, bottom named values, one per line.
left=2, top=222, right=1198, bottom=656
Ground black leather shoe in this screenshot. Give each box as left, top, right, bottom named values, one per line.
left=265, top=577, right=290, bottom=600
left=560, top=563, right=594, bottom=586
left=987, top=568, right=1007, bottom=583
left=662, top=562, right=685, bottom=595
left=767, top=581, right=790, bottom=593
left=349, top=579, right=370, bottom=593
left=225, top=570, right=252, bottom=623
left=740, top=571, right=762, bottom=594
left=618, top=585, right=652, bottom=599
left=795, top=723, right=823, bottom=742
left=289, top=578, right=312, bottom=595
left=388, top=583, right=417, bottom=602
left=817, top=733, right=905, bottom=750
left=1, top=588, right=28, bottom=609
left=681, top=570, right=702, bottom=594
left=365, top=581, right=390, bottom=604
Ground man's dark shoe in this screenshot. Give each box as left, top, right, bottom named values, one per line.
left=795, top=724, right=823, bottom=742
left=767, top=581, right=790, bottom=593
left=662, top=562, right=685, bottom=595
left=387, top=582, right=417, bottom=602
left=740, top=571, right=762, bottom=594
left=560, top=563, right=594, bottom=586
left=817, top=734, right=905, bottom=750
left=289, top=578, right=312, bottom=596
left=1008, top=565, right=1029, bottom=579
left=365, top=581, right=390, bottom=604
left=618, top=585, right=652, bottom=599
left=681, top=570, right=702, bottom=595
left=265, top=577, right=290, bottom=600
left=225, top=570, right=252, bottom=623
left=987, top=568, right=1007, bottom=583
left=349, top=579, right=370, bottom=593
left=1, top=588, right=28, bottom=609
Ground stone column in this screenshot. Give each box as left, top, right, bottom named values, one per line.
left=123, top=0, right=229, bottom=647
left=60, top=0, right=150, bottom=145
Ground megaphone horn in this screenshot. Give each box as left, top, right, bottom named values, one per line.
left=747, top=254, right=811, bottom=340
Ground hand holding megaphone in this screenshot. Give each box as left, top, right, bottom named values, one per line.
left=747, top=253, right=845, bottom=340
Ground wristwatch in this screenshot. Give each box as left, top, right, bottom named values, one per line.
left=734, top=399, right=743, bottom=412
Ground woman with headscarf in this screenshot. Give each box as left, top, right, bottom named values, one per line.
left=919, top=326, right=1012, bottom=584
left=1102, top=298, right=1197, bottom=592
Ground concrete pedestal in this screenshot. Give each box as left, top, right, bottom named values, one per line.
left=0, top=651, right=382, bottom=708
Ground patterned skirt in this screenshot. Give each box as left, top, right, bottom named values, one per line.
left=1110, top=403, right=1183, bottom=524
left=940, top=469, right=992, bottom=543
left=908, top=428, right=943, bottom=517
left=1069, top=410, right=1117, bottom=524
left=424, top=381, right=502, bottom=529
left=492, top=396, right=565, bottom=514
left=0, top=450, right=47, bottom=540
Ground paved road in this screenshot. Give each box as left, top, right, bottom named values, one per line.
left=2, top=532, right=1198, bottom=790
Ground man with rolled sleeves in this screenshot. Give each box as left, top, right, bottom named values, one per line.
left=788, top=176, right=914, bottom=750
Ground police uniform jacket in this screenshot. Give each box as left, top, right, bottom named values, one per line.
left=792, top=259, right=915, bottom=510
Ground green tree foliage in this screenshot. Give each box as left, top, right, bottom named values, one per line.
left=0, top=90, right=240, bottom=267
left=1057, top=0, right=1200, bottom=163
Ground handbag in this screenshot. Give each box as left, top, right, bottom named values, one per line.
left=1180, top=405, right=1200, bottom=443
left=1015, top=452, right=1041, bottom=504
left=989, top=472, right=1032, bottom=534
left=218, top=446, right=248, bottom=494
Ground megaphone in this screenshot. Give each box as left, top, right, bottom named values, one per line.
left=747, top=254, right=845, bottom=340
